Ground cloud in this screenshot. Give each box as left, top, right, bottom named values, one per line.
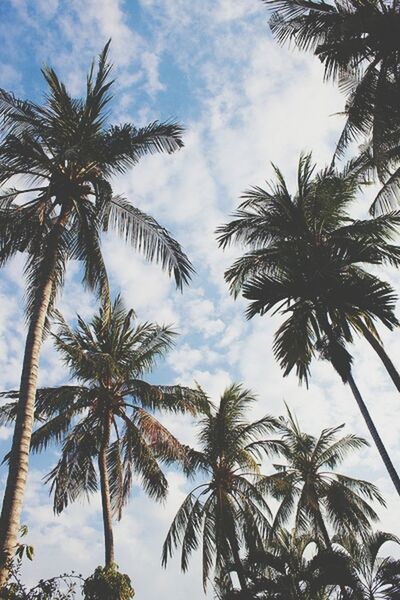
left=0, top=1, right=399, bottom=599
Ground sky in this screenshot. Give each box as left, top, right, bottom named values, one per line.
left=0, top=0, right=400, bottom=598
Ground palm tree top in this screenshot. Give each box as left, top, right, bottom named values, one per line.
left=217, top=153, right=400, bottom=256
left=328, top=529, right=400, bottom=598
left=162, top=384, right=281, bottom=588
left=216, top=154, right=400, bottom=383
left=0, top=41, right=193, bottom=303
left=53, top=295, right=176, bottom=387
left=262, top=0, right=400, bottom=210
left=264, top=407, right=386, bottom=537
left=262, top=0, right=400, bottom=78
left=0, top=298, right=209, bottom=514
left=195, top=383, right=281, bottom=471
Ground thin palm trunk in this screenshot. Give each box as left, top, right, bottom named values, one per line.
left=313, top=507, right=332, bottom=551
left=98, top=411, right=115, bottom=567
left=0, top=208, right=70, bottom=588
left=347, top=372, right=400, bottom=496
left=228, top=532, right=247, bottom=592
left=313, top=503, right=350, bottom=600
left=320, top=314, right=400, bottom=497
left=359, top=322, right=400, bottom=393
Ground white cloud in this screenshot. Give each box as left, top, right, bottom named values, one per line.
left=1, top=1, right=400, bottom=598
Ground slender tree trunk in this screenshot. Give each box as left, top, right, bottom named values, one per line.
left=347, top=372, right=400, bottom=496
left=98, top=411, right=115, bottom=567
left=228, top=533, right=247, bottom=593
left=314, top=507, right=332, bottom=551
left=0, top=208, right=70, bottom=588
left=313, top=504, right=350, bottom=600
left=318, top=313, right=400, bottom=497
left=359, top=322, right=400, bottom=393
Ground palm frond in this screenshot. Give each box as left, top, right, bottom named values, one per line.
left=102, top=195, right=193, bottom=289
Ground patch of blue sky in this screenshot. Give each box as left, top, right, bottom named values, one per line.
left=0, top=1, right=399, bottom=597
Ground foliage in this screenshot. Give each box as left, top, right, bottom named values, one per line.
left=162, top=384, right=281, bottom=590
left=260, top=408, right=384, bottom=541
left=217, top=153, right=400, bottom=384
left=216, top=529, right=330, bottom=600
left=262, top=0, right=400, bottom=213
left=0, top=297, right=208, bottom=515
left=0, top=41, right=191, bottom=331
left=14, top=526, right=34, bottom=563
left=217, top=528, right=400, bottom=600
left=83, top=564, right=134, bottom=600
left=1, top=528, right=81, bottom=599
left=330, top=530, right=400, bottom=599
left=2, top=563, right=82, bottom=600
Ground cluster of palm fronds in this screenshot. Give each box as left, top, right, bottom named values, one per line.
left=162, top=386, right=400, bottom=599
left=1, top=0, right=400, bottom=595
left=0, top=41, right=194, bottom=588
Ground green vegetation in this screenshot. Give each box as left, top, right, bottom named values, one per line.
left=162, top=384, right=279, bottom=590
left=83, top=564, right=134, bottom=600
left=217, top=154, right=400, bottom=493
left=0, top=42, right=190, bottom=586
left=1, top=2, right=400, bottom=597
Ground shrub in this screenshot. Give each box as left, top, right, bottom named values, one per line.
left=83, top=564, right=134, bottom=600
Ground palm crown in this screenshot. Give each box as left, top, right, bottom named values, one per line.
left=261, top=409, right=384, bottom=543
left=44, top=299, right=205, bottom=509
left=162, top=384, right=281, bottom=590
left=331, top=530, right=400, bottom=599
left=0, top=297, right=207, bottom=567
left=218, top=529, right=329, bottom=600
left=0, top=41, right=192, bottom=323
left=263, top=0, right=400, bottom=184
left=217, top=153, right=400, bottom=383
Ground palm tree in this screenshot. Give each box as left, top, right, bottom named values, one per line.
left=260, top=409, right=385, bottom=550
left=162, top=384, right=281, bottom=592
left=217, top=529, right=331, bottom=600
left=330, top=530, right=400, bottom=599
left=0, top=297, right=207, bottom=569
left=261, top=0, right=400, bottom=213
left=0, top=43, right=192, bottom=582
left=216, top=154, right=400, bottom=495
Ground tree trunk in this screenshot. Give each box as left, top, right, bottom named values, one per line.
left=313, top=506, right=332, bottom=551
left=318, top=313, right=400, bottom=497
left=98, top=411, right=115, bottom=567
left=228, top=533, right=247, bottom=593
left=0, top=208, right=70, bottom=588
left=313, top=504, right=350, bottom=600
left=359, top=322, right=400, bottom=393
left=347, top=372, right=400, bottom=496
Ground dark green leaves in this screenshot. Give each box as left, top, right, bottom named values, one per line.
left=218, top=154, right=400, bottom=383
left=0, top=42, right=191, bottom=330
left=162, top=384, right=277, bottom=589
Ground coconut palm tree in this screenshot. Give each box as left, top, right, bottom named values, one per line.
left=260, top=409, right=384, bottom=549
left=162, top=384, right=281, bottom=592
left=0, top=43, right=191, bottom=582
left=216, top=154, right=400, bottom=495
left=262, top=0, right=400, bottom=213
left=0, top=297, right=207, bottom=568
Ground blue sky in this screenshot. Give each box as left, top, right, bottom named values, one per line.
left=1, top=1, right=400, bottom=598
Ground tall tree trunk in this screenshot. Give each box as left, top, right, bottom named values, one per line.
left=0, top=208, right=70, bottom=589
left=313, top=506, right=332, bottom=551
left=319, top=313, right=400, bottom=498
left=98, top=411, right=115, bottom=567
left=228, top=532, right=247, bottom=593
left=347, top=372, right=400, bottom=496
left=359, top=322, right=400, bottom=393
left=313, top=503, right=350, bottom=600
